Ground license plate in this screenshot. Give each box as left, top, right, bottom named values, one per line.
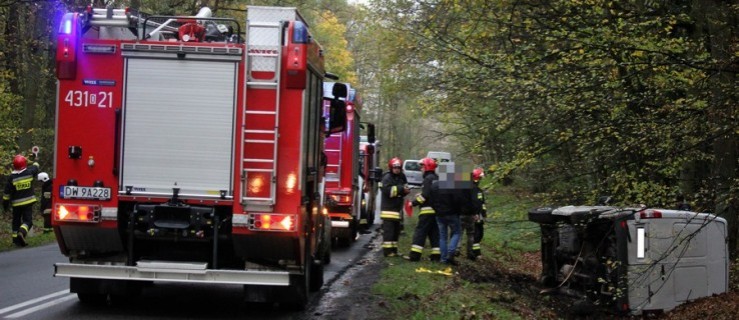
left=61, top=186, right=111, bottom=200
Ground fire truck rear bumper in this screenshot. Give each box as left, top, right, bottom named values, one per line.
left=54, top=261, right=289, bottom=286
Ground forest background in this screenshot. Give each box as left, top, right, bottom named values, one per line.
left=0, top=0, right=736, bottom=257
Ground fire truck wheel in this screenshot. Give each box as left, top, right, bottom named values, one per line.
left=321, top=239, right=332, bottom=264
left=309, top=259, right=324, bottom=292
left=282, top=274, right=309, bottom=310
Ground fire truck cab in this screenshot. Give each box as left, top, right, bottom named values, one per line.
left=52, top=5, right=339, bottom=308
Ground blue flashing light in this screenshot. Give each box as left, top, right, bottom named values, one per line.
left=60, top=13, right=74, bottom=34
left=292, top=21, right=309, bottom=44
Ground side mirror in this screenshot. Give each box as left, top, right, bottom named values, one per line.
left=324, top=82, right=348, bottom=134
left=327, top=99, right=346, bottom=134
left=366, top=123, right=376, bottom=144
left=332, top=82, right=348, bottom=99
left=371, top=167, right=383, bottom=182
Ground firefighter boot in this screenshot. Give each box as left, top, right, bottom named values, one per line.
left=405, top=246, right=423, bottom=261
left=17, top=224, right=29, bottom=247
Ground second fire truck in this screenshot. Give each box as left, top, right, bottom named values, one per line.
left=322, top=82, right=375, bottom=245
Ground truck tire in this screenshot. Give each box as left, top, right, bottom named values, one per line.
left=282, top=270, right=309, bottom=310
left=527, top=206, right=558, bottom=224
left=309, top=259, right=324, bottom=292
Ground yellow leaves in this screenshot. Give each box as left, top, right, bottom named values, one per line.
left=313, top=10, right=356, bottom=84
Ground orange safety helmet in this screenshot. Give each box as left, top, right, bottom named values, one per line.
left=13, top=155, right=27, bottom=170
left=472, top=167, right=484, bottom=182
left=419, top=157, right=437, bottom=172
left=388, top=157, right=402, bottom=170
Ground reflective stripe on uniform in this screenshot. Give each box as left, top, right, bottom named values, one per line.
left=380, top=211, right=400, bottom=220
left=477, top=192, right=483, bottom=200
left=419, top=206, right=435, bottom=215
left=415, top=194, right=425, bottom=204
left=472, top=243, right=481, bottom=250
left=11, top=195, right=36, bottom=207
left=20, top=224, right=29, bottom=232
left=382, top=242, right=394, bottom=248
left=431, top=247, right=441, bottom=255
left=390, top=186, right=398, bottom=198
left=410, top=244, right=423, bottom=253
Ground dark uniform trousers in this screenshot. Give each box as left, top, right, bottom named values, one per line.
left=380, top=210, right=401, bottom=256
left=408, top=208, right=440, bottom=261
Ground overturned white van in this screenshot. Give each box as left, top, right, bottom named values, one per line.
left=528, top=206, right=729, bottom=316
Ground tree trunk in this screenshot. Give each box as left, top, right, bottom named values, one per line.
left=695, top=0, right=739, bottom=258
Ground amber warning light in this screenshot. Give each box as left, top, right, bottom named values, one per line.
left=55, top=204, right=101, bottom=223
left=249, top=213, right=296, bottom=232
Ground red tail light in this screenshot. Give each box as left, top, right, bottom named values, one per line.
left=329, top=194, right=351, bottom=204
left=640, top=209, right=662, bottom=219
left=55, top=204, right=101, bottom=223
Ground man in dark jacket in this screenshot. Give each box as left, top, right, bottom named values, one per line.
left=379, top=157, right=410, bottom=257
left=432, top=162, right=473, bottom=265
left=404, top=158, right=440, bottom=262
left=3, top=155, right=40, bottom=247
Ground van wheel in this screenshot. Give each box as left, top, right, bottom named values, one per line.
left=527, top=207, right=558, bottom=224
left=77, top=293, right=108, bottom=305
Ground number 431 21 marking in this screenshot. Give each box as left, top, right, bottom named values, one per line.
left=64, top=90, right=113, bottom=108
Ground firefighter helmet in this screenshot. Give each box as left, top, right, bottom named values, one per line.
left=38, top=172, right=50, bottom=182
left=13, top=155, right=27, bottom=170
left=419, top=157, right=437, bottom=172
left=388, top=157, right=402, bottom=170
left=472, top=167, right=484, bottom=182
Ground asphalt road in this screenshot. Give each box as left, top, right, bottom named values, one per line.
left=0, top=224, right=381, bottom=320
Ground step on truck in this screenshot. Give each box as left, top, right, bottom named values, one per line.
left=51, top=5, right=344, bottom=308
left=321, top=82, right=375, bottom=246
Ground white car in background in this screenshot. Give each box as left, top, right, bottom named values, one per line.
left=403, top=159, right=423, bottom=186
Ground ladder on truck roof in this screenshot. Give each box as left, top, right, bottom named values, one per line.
left=240, top=19, right=284, bottom=210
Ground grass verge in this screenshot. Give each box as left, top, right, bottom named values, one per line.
left=371, top=187, right=554, bottom=320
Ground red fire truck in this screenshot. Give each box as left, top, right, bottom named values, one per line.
left=51, top=5, right=342, bottom=308
left=322, top=82, right=375, bottom=245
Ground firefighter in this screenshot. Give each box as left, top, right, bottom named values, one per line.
left=403, top=157, right=440, bottom=262
left=379, top=157, right=410, bottom=257
left=38, top=172, right=53, bottom=233
left=470, top=167, right=487, bottom=259
left=3, top=155, right=41, bottom=247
